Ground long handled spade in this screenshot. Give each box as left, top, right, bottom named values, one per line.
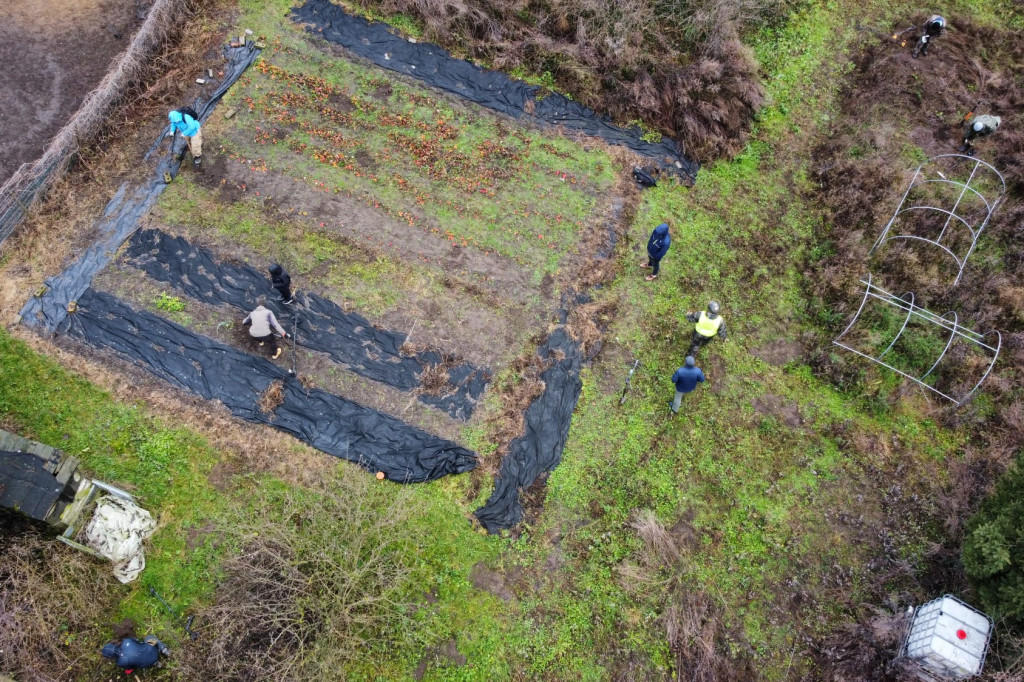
left=619, top=359, right=641, bottom=406
left=148, top=586, right=199, bottom=640
left=287, top=304, right=298, bottom=376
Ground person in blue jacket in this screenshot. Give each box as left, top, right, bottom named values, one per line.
left=101, top=634, right=169, bottom=673
left=669, top=355, right=705, bottom=415
left=642, top=222, right=671, bottom=281
left=168, top=107, right=203, bottom=168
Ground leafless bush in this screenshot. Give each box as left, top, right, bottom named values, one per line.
left=664, top=592, right=755, bottom=681
left=816, top=603, right=913, bottom=682
left=258, top=379, right=285, bottom=415
left=417, top=357, right=455, bottom=396
left=177, top=477, right=418, bottom=681
left=0, top=527, right=121, bottom=681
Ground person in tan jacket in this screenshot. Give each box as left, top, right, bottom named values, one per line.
left=243, top=301, right=289, bottom=359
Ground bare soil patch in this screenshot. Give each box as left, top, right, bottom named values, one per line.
left=413, top=639, right=467, bottom=680
left=751, top=393, right=804, bottom=429
left=0, top=0, right=141, bottom=184
left=750, top=339, right=803, bottom=366
left=468, top=562, right=514, bottom=601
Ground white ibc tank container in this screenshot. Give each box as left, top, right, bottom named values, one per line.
left=904, top=595, right=992, bottom=679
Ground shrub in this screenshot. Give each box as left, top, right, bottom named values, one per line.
left=0, top=524, right=121, bottom=680
left=963, top=459, right=1024, bottom=624
left=153, top=291, right=186, bottom=312
left=350, top=0, right=795, bottom=160
left=177, top=476, right=419, bottom=680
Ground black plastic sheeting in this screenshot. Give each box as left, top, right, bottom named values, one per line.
left=60, top=289, right=477, bottom=482
left=124, top=229, right=490, bottom=419
left=474, top=326, right=585, bottom=532
left=20, top=42, right=262, bottom=332
left=291, top=0, right=699, bottom=183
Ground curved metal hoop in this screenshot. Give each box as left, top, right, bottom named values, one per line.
left=869, top=155, right=1006, bottom=286
left=832, top=278, right=1001, bottom=406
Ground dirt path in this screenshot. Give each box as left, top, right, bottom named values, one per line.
left=218, top=157, right=542, bottom=306
left=0, top=0, right=141, bottom=185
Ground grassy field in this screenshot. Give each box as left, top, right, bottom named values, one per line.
left=4, top=0, right=1024, bottom=679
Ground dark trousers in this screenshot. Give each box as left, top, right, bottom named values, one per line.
left=252, top=333, right=279, bottom=353
left=689, top=331, right=713, bottom=357
left=646, top=256, right=662, bottom=276
left=274, top=285, right=292, bottom=301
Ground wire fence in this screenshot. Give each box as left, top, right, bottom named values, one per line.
left=0, top=0, right=195, bottom=245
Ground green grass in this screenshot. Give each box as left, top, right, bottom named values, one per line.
left=0, top=330, right=226, bottom=636
left=7, top=0, right=1010, bottom=678
left=206, top=6, right=616, bottom=281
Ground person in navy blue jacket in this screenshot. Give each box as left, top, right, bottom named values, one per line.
left=101, top=634, right=169, bottom=673
left=642, top=222, right=671, bottom=281
left=669, top=355, right=705, bottom=415
left=168, top=108, right=203, bottom=168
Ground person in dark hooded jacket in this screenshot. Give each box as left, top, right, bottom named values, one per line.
left=101, top=634, right=168, bottom=673
left=642, top=222, right=671, bottom=281
left=269, top=263, right=294, bottom=304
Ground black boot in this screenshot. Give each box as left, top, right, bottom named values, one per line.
left=193, top=156, right=202, bottom=168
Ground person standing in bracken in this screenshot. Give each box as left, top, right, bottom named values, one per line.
left=642, top=222, right=671, bottom=281
left=269, top=263, right=294, bottom=304
left=167, top=107, right=203, bottom=168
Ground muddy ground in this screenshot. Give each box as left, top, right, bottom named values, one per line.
left=0, top=0, right=144, bottom=185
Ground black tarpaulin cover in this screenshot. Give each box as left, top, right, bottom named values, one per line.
left=291, top=0, right=699, bottom=182
left=124, top=229, right=490, bottom=419
left=473, top=327, right=584, bottom=532
left=60, top=288, right=477, bottom=482
left=20, top=42, right=262, bottom=332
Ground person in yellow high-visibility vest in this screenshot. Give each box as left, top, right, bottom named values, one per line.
left=685, top=301, right=727, bottom=356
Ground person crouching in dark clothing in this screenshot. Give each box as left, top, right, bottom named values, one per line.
left=101, top=635, right=168, bottom=673
left=269, top=263, right=294, bottom=304
left=244, top=301, right=290, bottom=359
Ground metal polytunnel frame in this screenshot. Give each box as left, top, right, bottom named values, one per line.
left=833, top=275, right=1001, bottom=406
left=870, top=154, right=1006, bottom=287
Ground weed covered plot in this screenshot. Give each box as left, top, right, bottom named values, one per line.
left=28, top=0, right=624, bottom=489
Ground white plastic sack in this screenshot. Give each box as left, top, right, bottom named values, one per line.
left=84, top=495, right=156, bottom=583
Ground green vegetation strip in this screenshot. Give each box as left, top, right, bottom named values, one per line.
left=207, top=0, right=616, bottom=281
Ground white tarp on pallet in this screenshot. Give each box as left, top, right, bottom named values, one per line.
left=84, top=495, right=156, bottom=583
